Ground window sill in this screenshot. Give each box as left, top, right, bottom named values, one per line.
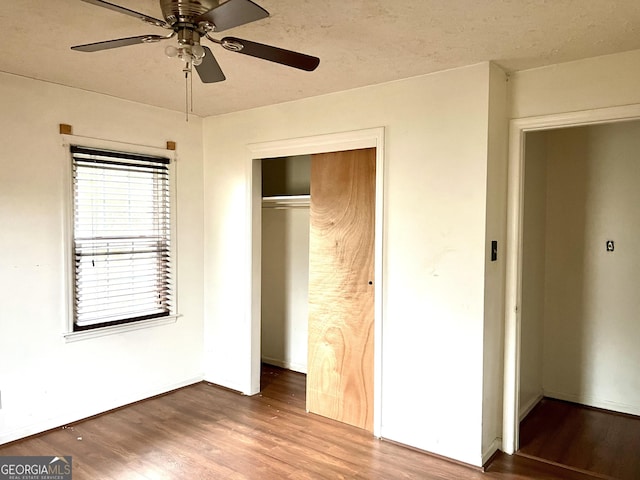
left=63, top=315, right=179, bottom=343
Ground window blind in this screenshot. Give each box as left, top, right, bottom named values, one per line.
left=71, top=145, right=172, bottom=330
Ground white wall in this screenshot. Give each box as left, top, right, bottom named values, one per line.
left=202, top=62, right=505, bottom=466
left=0, top=72, right=204, bottom=444
left=481, top=63, right=509, bottom=462
left=261, top=206, right=309, bottom=373
left=541, top=122, right=640, bottom=415
left=518, top=132, right=547, bottom=417
left=510, top=49, right=640, bottom=119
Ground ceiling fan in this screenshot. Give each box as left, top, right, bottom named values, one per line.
left=71, top=0, right=320, bottom=83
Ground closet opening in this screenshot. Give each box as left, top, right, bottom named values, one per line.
left=260, top=155, right=311, bottom=388
left=504, top=111, right=640, bottom=480
left=247, top=127, right=385, bottom=436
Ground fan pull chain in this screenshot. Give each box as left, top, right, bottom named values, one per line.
left=185, top=72, right=188, bottom=122
left=184, top=62, right=190, bottom=122
left=190, top=66, right=194, bottom=113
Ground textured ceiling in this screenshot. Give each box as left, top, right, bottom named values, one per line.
left=1, top=0, right=640, bottom=117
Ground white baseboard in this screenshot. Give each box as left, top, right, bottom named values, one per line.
left=519, top=393, right=543, bottom=421
left=261, top=356, right=307, bottom=374
left=482, top=437, right=501, bottom=466
left=0, top=376, right=203, bottom=446
left=544, top=390, right=640, bottom=417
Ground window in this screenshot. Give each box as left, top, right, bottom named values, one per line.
left=70, top=145, right=173, bottom=331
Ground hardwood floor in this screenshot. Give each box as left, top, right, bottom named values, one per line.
left=518, top=397, right=640, bottom=480
left=0, top=366, right=607, bottom=479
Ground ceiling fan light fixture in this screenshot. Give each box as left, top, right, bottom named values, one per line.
left=165, top=43, right=205, bottom=65
left=191, top=44, right=205, bottom=59
left=165, top=45, right=179, bottom=57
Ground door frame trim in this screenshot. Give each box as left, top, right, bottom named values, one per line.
left=502, top=104, right=640, bottom=454
left=247, top=127, right=385, bottom=437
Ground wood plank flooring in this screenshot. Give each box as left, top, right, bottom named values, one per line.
left=0, top=366, right=607, bottom=479
left=518, top=397, right=640, bottom=480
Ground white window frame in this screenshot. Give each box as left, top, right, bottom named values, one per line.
left=61, top=135, right=178, bottom=342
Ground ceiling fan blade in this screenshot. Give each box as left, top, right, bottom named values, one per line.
left=71, top=35, right=169, bottom=52
left=220, top=37, right=320, bottom=71
left=80, top=0, right=168, bottom=27
left=195, top=0, right=268, bottom=32
left=195, top=46, right=226, bottom=83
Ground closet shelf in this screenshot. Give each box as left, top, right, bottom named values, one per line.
left=262, top=195, right=310, bottom=209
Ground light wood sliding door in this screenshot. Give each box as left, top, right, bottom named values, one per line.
left=307, top=147, right=376, bottom=431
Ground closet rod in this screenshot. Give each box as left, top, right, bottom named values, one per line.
left=262, top=194, right=310, bottom=209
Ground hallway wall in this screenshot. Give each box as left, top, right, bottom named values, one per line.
left=542, top=121, right=640, bottom=414
left=520, top=121, right=640, bottom=416
left=519, top=132, right=548, bottom=417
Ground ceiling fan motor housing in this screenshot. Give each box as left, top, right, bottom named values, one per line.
left=160, top=0, right=221, bottom=24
